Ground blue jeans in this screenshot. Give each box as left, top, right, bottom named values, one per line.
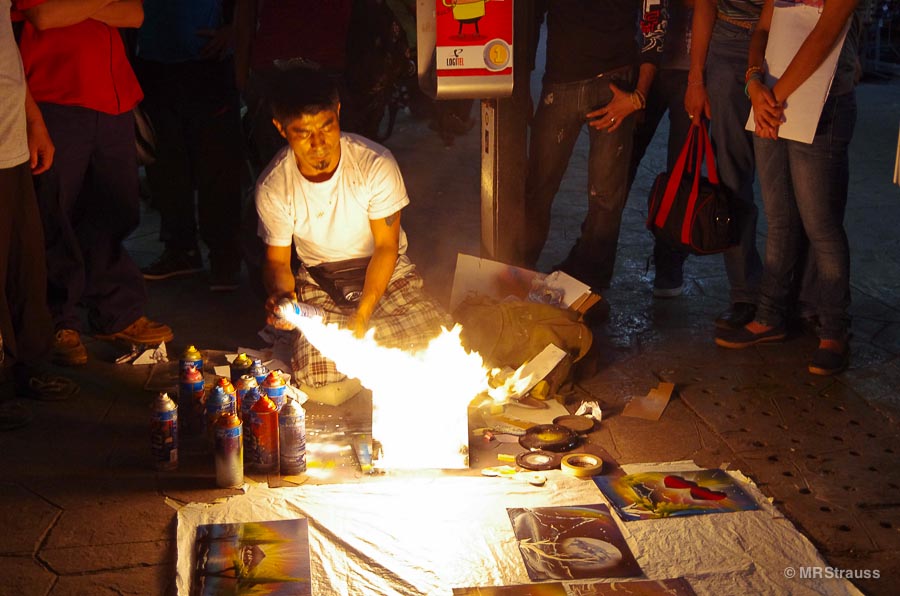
left=706, top=21, right=763, bottom=304
left=523, top=70, right=635, bottom=290
left=753, top=92, right=856, bottom=340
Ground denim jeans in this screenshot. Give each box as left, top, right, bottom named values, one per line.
left=523, top=70, right=635, bottom=290
left=628, top=68, right=692, bottom=282
left=753, top=92, right=857, bottom=340
left=706, top=21, right=763, bottom=304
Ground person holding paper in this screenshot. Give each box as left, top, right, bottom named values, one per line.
left=714, top=0, right=863, bottom=376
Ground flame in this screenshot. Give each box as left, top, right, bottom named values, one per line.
left=279, top=308, right=535, bottom=469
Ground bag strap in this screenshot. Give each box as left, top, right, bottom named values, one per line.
left=679, top=121, right=718, bottom=245
left=653, top=123, right=699, bottom=229
left=699, top=120, right=719, bottom=185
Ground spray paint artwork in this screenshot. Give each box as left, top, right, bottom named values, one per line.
left=593, top=469, right=759, bottom=521
left=506, top=504, right=641, bottom=582
left=191, top=518, right=311, bottom=595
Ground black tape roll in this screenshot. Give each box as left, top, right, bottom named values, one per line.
left=518, top=424, right=579, bottom=452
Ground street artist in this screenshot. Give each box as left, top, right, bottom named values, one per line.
left=255, top=69, right=449, bottom=403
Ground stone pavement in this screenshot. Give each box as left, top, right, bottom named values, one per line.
left=1, top=75, right=899, bottom=596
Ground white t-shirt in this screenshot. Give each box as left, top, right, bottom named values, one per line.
left=256, top=133, right=411, bottom=270
left=1, top=0, right=28, bottom=169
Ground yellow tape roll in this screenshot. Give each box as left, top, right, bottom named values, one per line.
left=560, top=453, right=604, bottom=478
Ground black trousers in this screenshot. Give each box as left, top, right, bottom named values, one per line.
left=34, top=104, right=147, bottom=334
left=0, top=161, right=53, bottom=369
left=135, top=58, right=244, bottom=264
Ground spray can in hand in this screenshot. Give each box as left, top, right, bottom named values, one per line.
left=279, top=398, right=307, bottom=475
left=275, top=298, right=325, bottom=327
left=150, top=392, right=178, bottom=471
left=214, top=412, right=243, bottom=488
left=248, top=393, right=279, bottom=474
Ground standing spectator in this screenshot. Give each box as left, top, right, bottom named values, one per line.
left=136, top=0, right=245, bottom=291
left=2, top=0, right=78, bottom=419
left=14, top=0, right=173, bottom=366
left=521, top=1, right=666, bottom=291
left=684, top=0, right=764, bottom=329
left=716, top=0, right=863, bottom=376
left=628, top=0, right=694, bottom=297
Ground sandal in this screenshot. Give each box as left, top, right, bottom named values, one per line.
left=0, top=401, right=33, bottom=431
left=19, top=374, right=79, bottom=401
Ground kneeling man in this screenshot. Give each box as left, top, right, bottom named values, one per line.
left=256, top=69, right=448, bottom=402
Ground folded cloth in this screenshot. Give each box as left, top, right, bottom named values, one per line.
left=0, top=401, right=32, bottom=431
left=17, top=373, right=79, bottom=401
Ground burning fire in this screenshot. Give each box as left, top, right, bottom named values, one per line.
left=278, top=305, right=535, bottom=469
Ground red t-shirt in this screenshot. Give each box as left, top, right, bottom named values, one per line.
left=12, top=0, right=142, bottom=115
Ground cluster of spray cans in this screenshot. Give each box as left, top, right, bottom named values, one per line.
left=150, top=346, right=307, bottom=487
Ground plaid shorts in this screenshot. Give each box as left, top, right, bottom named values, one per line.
left=291, top=271, right=451, bottom=387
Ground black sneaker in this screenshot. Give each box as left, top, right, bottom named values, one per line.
left=714, top=302, right=757, bottom=330
left=141, top=249, right=203, bottom=280
left=808, top=344, right=849, bottom=376
left=715, top=324, right=787, bottom=349
left=652, top=243, right=686, bottom=298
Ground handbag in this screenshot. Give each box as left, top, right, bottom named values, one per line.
left=304, top=257, right=371, bottom=309
left=646, top=121, right=739, bottom=255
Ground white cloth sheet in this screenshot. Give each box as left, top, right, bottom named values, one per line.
left=175, top=463, right=862, bottom=596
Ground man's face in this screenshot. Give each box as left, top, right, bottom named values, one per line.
left=274, top=105, right=342, bottom=180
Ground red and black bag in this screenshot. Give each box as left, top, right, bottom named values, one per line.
left=646, top=122, right=739, bottom=255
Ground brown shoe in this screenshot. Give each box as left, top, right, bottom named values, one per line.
left=53, top=329, right=88, bottom=366
left=94, top=316, right=174, bottom=345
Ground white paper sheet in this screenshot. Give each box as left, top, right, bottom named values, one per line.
left=746, top=2, right=850, bottom=144
left=176, top=468, right=862, bottom=596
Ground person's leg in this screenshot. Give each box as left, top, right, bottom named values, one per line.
left=559, top=74, right=635, bottom=290
left=135, top=60, right=202, bottom=260
left=715, top=133, right=795, bottom=349
left=789, top=92, right=856, bottom=372
left=705, top=24, right=763, bottom=320
left=627, top=72, right=668, bottom=194
left=82, top=110, right=166, bottom=340
left=653, top=69, right=693, bottom=296
left=32, top=104, right=94, bottom=335
left=190, top=59, right=244, bottom=289
left=521, top=81, right=587, bottom=269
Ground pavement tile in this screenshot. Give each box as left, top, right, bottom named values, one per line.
left=41, top=496, right=173, bottom=549
left=40, top=540, right=172, bottom=575
left=48, top=564, right=174, bottom=596
left=0, top=483, right=60, bottom=556
left=0, top=556, right=56, bottom=596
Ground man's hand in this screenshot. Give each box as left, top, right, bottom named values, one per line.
left=348, top=309, right=371, bottom=339
left=265, top=290, right=297, bottom=330
left=587, top=83, right=637, bottom=133
left=198, top=25, right=234, bottom=61
left=25, top=89, right=53, bottom=174
left=684, top=82, right=711, bottom=122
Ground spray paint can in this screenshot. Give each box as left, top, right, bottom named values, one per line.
left=179, top=345, right=204, bottom=375
left=240, top=385, right=262, bottom=422
left=234, top=374, right=259, bottom=418
left=250, top=358, right=269, bottom=387
left=214, top=412, right=243, bottom=488
left=248, top=393, right=279, bottom=473
left=241, top=386, right=261, bottom=465
left=276, top=298, right=325, bottom=321
left=262, top=370, right=287, bottom=412
left=179, top=364, right=205, bottom=434
left=206, top=385, right=236, bottom=444
left=278, top=398, right=307, bottom=475
left=150, top=392, right=178, bottom=471
left=230, top=353, right=254, bottom=385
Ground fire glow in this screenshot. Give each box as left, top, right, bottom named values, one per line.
left=278, top=305, right=534, bottom=469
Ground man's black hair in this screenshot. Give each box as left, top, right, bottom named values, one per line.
left=266, top=68, right=341, bottom=127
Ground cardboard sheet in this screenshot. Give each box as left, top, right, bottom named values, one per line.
left=176, top=466, right=862, bottom=596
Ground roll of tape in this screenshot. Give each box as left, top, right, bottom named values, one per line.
left=560, top=453, right=604, bottom=478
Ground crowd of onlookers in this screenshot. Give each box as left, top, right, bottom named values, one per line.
left=0, top=0, right=868, bottom=429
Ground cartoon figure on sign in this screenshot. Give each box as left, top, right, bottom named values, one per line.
left=443, top=0, right=491, bottom=36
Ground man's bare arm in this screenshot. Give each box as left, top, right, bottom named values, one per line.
left=263, top=244, right=297, bottom=322
left=351, top=211, right=402, bottom=336
left=90, top=0, right=143, bottom=28
left=21, top=0, right=114, bottom=30
left=685, top=0, right=717, bottom=120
